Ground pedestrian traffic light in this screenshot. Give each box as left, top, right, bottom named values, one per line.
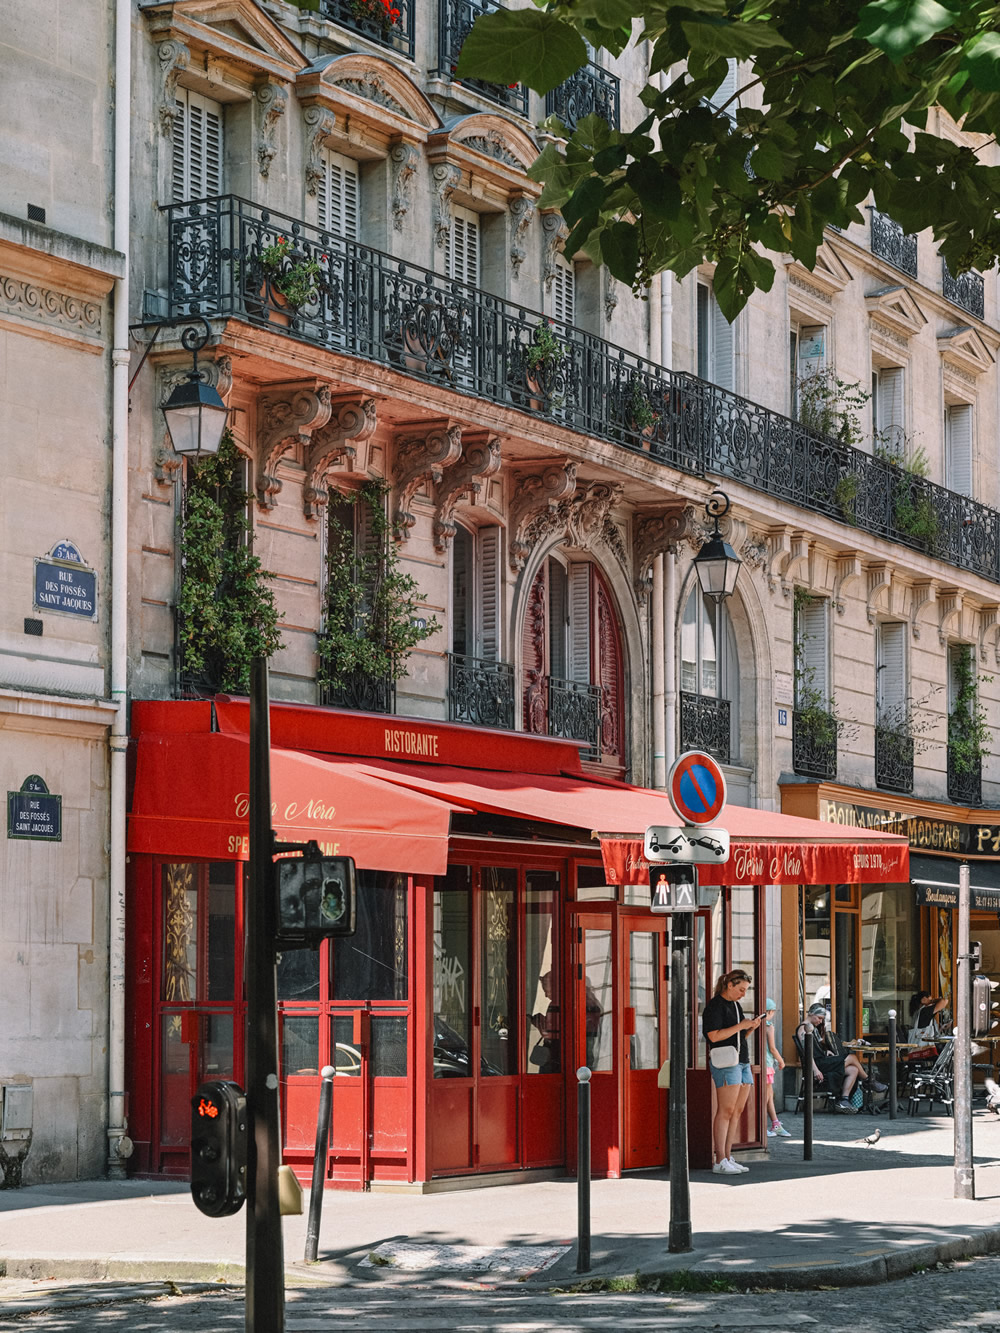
left=191, top=1080, right=247, bottom=1218
left=971, top=940, right=983, bottom=971
left=972, top=974, right=1000, bottom=1038
left=274, top=841, right=356, bottom=947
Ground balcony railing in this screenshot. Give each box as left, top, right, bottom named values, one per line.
left=448, top=653, right=515, bottom=728
left=679, top=691, right=731, bottom=765
left=874, top=724, right=914, bottom=794
left=320, top=671, right=395, bottom=714
left=942, top=259, right=985, bottom=320
left=947, top=744, right=982, bottom=804
left=438, top=0, right=528, bottom=115
left=869, top=209, right=918, bottom=278
left=792, top=709, right=837, bottom=780
left=320, top=0, right=416, bottom=59
left=163, top=195, right=1000, bottom=590
left=547, top=676, right=601, bottom=759
left=546, top=61, right=620, bottom=134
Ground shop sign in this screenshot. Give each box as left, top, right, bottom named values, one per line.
left=7, top=775, right=61, bottom=842
left=914, top=883, right=1000, bottom=911
left=820, top=798, right=1000, bottom=855
left=33, top=541, right=97, bottom=620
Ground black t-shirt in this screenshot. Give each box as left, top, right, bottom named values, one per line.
left=703, top=994, right=749, bottom=1064
left=912, top=1004, right=938, bottom=1036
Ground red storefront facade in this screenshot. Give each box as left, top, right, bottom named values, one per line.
left=125, top=699, right=909, bottom=1188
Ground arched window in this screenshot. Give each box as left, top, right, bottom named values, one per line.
left=679, top=587, right=739, bottom=763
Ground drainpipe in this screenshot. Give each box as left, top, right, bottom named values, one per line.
left=658, top=71, right=673, bottom=373
left=107, top=0, right=132, bottom=1178
left=664, top=548, right=677, bottom=771
left=651, top=555, right=666, bottom=787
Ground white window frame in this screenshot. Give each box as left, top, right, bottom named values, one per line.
left=945, top=400, right=974, bottom=497
left=795, top=595, right=830, bottom=709
left=876, top=621, right=907, bottom=724
left=872, top=363, right=905, bottom=455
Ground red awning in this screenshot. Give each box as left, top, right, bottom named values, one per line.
left=127, top=732, right=455, bottom=875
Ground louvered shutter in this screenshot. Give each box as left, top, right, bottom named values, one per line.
left=711, top=59, right=738, bottom=118
left=568, top=564, right=592, bottom=683
left=172, top=87, right=223, bottom=202
left=877, top=366, right=904, bottom=452
left=946, top=403, right=973, bottom=497
left=355, top=490, right=384, bottom=627
left=448, top=206, right=480, bottom=285
left=477, top=527, right=501, bottom=662
left=711, top=287, right=735, bottom=391
left=452, top=526, right=471, bottom=656
left=317, top=148, right=359, bottom=239
left=796, top=598, right=829, bottom=705
left=548, top=254, right=576, bottom=326
left=877, top=621, right=906, bottom=721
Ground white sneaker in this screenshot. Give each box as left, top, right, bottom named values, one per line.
left=712, top=1159, right=741, bottom=1174
left=766, top=1127, right=777, bottom=1137
left=728, top=1157, right=750, bottom=1173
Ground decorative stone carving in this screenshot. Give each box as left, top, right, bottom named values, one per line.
left=740, top=532, right=768, bottom=574
left=509, top=461, right=579, bottom=571
left=512, top=479, right=625, bottom=574
left=978, top=605, right=1000, bottom=664
left=866, top=565, right=892, bottom=625
left=157, top=40, right=190, bottom=137
left=832, top=554, right=862, bottom=614
left=154, top=355, right=233, bottom=485
left=393, top=424, right=464, bottom=538
left=604, top=273, right=619, bottom=323
left=633, top=508, right=689, bottom=598
left=303, top=106, right=336, bottom=198
left=541, top=213, right=569, bottom=291
left=0, top=274, right=102, bottom=336
left=433, top=164, right=462, bottom=250
left=458, top=129, right=521, bottom=167
left=333, top=73, right=408, bottom=116
left=390, top=143, right=419, bottom=232
left=938, top=588, right=963, bottom=646
left=509, top=194, right=535, bottom=280
left=909, top=579, right=937, bottom=641
left=255, top=82, right=288, bottom=180
left=433, top=436, right=503, bottom=552
left=303, top=398, right=377, bottom=520
left=255, top=384, right=333, bottom=509
left=789, top=272, right=833, bottom=305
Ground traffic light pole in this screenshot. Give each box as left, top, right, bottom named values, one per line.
left=247, top=656, right=285, bottom=1331
left=954, top=861, right=975, bottom=1201
left=667, top=913, right=692, bottom=1253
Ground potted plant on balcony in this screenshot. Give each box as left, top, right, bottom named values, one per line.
left=875, top=440, right=940, bottom=551
left=625, top=377, right=661, bottom=442
left=948, top=646, right=990, bottom=781
left=350, top=0, right=401, bottom=37
left=253, top=236, right=325, bottom=325
left=523, top=319, right=565, bottom=409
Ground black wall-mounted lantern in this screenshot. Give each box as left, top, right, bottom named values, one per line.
left=693, top=489, right=741, bottom=604
left=161, top=318, right=228, bottom=458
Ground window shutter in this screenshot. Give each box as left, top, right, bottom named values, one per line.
left=877, top=366, right=904, bottom=452
left=711, top=287, right=735, bottom=391
left=568, top=564, right=592, bottom=683
left=548, top=254, right=576, bottom=326
left=711, top=59, right=738, bottom=118
left=477, top=527, right=501, bottom=662
left=172, top=88, right=223, bottom=202
left=877, top=621, right=906, bottom=720
left=796, top=598, right=829, bottom=705
left=452, top=526, right=471, bottom=656
left=946, top=403, right=973, bottom=497
left=317, top=149, right=359, bottom=240
left=448, top=206, right=480, bottom=285
left=696, top=284, right=711, bottom=381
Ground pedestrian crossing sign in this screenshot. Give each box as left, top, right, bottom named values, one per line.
left=649, top=864, right=696, bottom=912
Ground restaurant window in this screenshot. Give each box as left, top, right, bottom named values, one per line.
left=481, top=867, right=518, bottom=1076
left=802, top=885, right=832, bottom=1018
left=161, top=862, right=236, bottom=1003
left=860, top=884, right=920, bottom=1037
left=333, top=872, right=407, bottom=1001
left=433, top=865, right=472, bottom=1078
left=525, top=871, right=561, bottom=1075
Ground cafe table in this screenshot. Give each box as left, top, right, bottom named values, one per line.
left=843, top=1041, right=925, bottom=1114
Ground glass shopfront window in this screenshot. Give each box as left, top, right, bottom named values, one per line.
left=481, top=867, right=518, bottom=1076
left=433, top=865, right=472, bottom=1078
left=525, top=871, right=560, bottom=1075
left=861, top=883, right=920, bottom=1036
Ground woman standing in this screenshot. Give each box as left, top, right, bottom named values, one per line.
left=703, top=969, right=764, bottom=1175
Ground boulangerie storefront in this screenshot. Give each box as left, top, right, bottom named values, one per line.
left=125, top=699, right=909, bottom=1188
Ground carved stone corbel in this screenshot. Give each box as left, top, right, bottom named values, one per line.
left=509, top=462, right=579, bottom=572
left=633, top=507, right=689, bottom=599
left=938, top=588, right=964, bottom=646
left=509, top=194, right=535, bottom=280
left=154, top=356, right=233, bottom=484
left=978, top=605, right=1000, bottom=664
left=866, top=564, right=892, bottom=625
left=255, top=82, right=288, bottom=179
left=392, top=423, right=464, bottom=539
left=303, top=398, right=377, bottom=520
left=832, top=554, right=862, bottom=614
left=433, top=436, right=503, bottom=552
left=783, top=536, right=811, bottom=588
left=303, top=107, right=336, bottom=197
left=765, top=527, right=794, bottom=594
left=157, top=41, right=190, bottom=137
left=604, top=272, right=619, bottom=323
left=541, top=213, right=570, bottom=290
left=432, top=164, right=462, bottom=250
left=255, top=383, right=333, bottom=509
left=390, top=143, right=419, bottom=231
left=909, top=579, right=937, bottom=641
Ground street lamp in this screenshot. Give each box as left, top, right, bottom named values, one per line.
left=693, top=490, right=741, bottom=603
left=161, top=319, right=228, bottom=458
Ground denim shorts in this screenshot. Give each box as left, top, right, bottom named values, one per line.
left=710, top=1061, right=754, bottom=1089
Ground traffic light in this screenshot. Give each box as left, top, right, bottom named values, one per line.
left=275, top=841, right=356, bottom=947
left=191, top=1080, right=247, bottom=1218
left=972, top=974, right=1000, bottom=1038
left=971, top=940, right=983, bottom=971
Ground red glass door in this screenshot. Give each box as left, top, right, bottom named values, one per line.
left=573, top=912, right=619, bottom=1176
left=622, top=916, right=668, bottom=1168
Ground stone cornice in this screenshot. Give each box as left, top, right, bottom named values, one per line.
left=0, top=215, right=123, bottom=299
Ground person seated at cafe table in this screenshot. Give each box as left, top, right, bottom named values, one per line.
left=797, top=1004, right=886, bottom=1113
left=908, top=990, right=947, bottom=1045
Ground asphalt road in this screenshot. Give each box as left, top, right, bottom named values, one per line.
left=1, top=1255, right=1000, bottom=1331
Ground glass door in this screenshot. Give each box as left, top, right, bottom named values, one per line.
left=573, top=913, right=617, bottom=1175
left=622, top=917, right=667, bottom=1168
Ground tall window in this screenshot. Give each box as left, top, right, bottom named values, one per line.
left=795, top=595, right=829, bottom=708
left=451, top=525, right=502, bottom=661
left=708, top=58, right=738, bottom=119
left=547, top=252, right=576, bottom=326
left=316, top=148, right=359, bottom=238
left=680, top=587, right=740, bottom=760
left=872, top=364, right=905, bottom=453
left=790, top=322, right=826, bottom=418
left=876, top=621, right=907, bottom=723
left=447, top=205, right=480, bottom=285
left=697, top=280, right=734, bottom=390
left=945, top=401, right=973, bottom=497
left=171, top=87, right=223, bottom=201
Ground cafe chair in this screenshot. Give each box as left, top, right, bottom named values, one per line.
left=793, top=1032, right=840, bottom=1114
left=905, top=1043, right=954, bottom=1117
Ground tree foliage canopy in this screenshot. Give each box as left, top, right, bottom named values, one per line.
left=457, top=1, right=1000, bottom=316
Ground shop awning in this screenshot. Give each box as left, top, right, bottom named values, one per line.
left=127, top=732, right=456, bottom=875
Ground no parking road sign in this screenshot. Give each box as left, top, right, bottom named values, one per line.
left=667, top=751, right=727, bottom=826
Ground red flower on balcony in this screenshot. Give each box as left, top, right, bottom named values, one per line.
left=350, top=0, right=400, bottom=34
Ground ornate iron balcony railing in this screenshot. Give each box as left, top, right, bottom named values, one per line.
left=874, top=724, right=914, bottom=794
left=792, top=709, right=837, bottom=780
left=679, top=692, right=731, bottom=765
left=320, top=0, right=416, bottom=59
left=547, top=675, right=601, bottom=759
left=162, top=195, right=1000, bottom=590
left=320, top=671, right=395, bottom=714
left=942, top=259, right=985, bottom=320
left=546, top=61, right=620, bottom=134
left=448, top=653, right=515, bottom=728
left=947, top=744, right=982, bottom=804
left=869, top=209, right=918, bottom=278
left=438, top=0, right=528, bottom=115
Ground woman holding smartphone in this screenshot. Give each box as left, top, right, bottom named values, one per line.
left=702, top=969, right=764, bottom=1175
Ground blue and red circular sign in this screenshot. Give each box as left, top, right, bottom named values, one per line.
left=668, top=751, right=727, bottom=825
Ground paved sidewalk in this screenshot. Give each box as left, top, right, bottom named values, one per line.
left=1, top=1110, right=999, bottom=1300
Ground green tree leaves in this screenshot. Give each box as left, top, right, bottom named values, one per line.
left=455, top=9, right=588, bottom=94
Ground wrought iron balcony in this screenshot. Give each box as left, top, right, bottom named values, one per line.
left=546, top=61, right=620, bottom=134
left=438, top=0, right=528, bottom=115
left=869, top=209, right=918, bottom=278
left=448, top=653, right=515, bottom=728
left=547, top=675, right=601, bottom=759
left=942, top=259, right=985, bottom=320
left=874, top=724, right=914, bottom=794
left=320, top=0, right=415, bottom=59
left=947, top=744, right=982, bottom=804
left=162, top=195, right=1000, bottom=591
left=679, top=692, right=731, bottom=765
left=320, top=671, right=395, bottom=714
left=792, top=709, right=837, bottom=780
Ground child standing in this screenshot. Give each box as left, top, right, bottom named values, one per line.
left=764, top=997, right=791, bottom=1137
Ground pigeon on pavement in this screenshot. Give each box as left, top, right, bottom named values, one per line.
left=855, top=1127, right=881, bottom=1146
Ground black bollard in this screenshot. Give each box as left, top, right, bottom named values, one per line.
left=887, top=1010, right=898, bottom=1120
left=304, top=1064, right=335, bottom=1263
left=803, top=1026, right=813, bottom=1162
left=576, top=1066, right=591, bottom=1274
